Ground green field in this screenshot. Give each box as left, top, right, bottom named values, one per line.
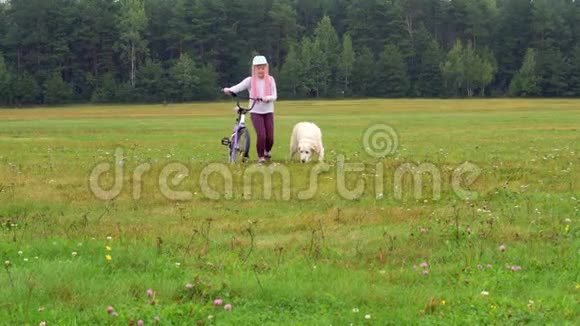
left=0, top=99, right=578, bottom=325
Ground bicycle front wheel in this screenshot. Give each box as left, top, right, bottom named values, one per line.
left=230, top=127, right=250, bottom=162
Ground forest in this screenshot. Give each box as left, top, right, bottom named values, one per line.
left=0, top=0, right=578, bottom=106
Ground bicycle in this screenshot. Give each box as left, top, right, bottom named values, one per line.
left=221, top=93, right=262, bottom=163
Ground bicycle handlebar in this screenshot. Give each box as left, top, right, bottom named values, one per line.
left=230, top=92, right=262, bottom=112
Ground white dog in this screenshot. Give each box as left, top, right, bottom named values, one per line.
left=290, top=122, right=324, bottom=163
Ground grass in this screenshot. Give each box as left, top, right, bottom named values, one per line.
left=0, top=99, right=578, bottom=325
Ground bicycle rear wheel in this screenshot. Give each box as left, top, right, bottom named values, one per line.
left=230, top=127, right=250, bottom=162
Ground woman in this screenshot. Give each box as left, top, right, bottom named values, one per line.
left=223, top=55, right=277, bottom=163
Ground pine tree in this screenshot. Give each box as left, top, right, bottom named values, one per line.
left=0, top=53, right=12, bottom=106
left=313, top=16, right=340, bottom=96
left=568, top=46, right=580, bottom=96
left=352, top=47, right=377, bottom=97
left=376, top=45, right=409, bottom=98
left=279, top=44, right=303, bottom=98
left=13, top=73, right=40, bottom=106
left=535, top=47, right=569, bottom=97
left=169, top=53, right=200, bottom=102
left=195, top=64, right=218, bottom=101
left=415, top=39, right=443, bottom=97
left=91, top=73, right=119, bottom=103
left=44, top=72, right=73, bottom=105
left=135, top=59, right=166, bottom=103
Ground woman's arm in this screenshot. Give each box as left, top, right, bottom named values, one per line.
left=224, top=77, right=251, bottom=94
left=265, top=76, right=277, bottom=102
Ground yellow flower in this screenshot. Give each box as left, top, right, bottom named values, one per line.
left=105, top=255, right=112, bottom=261
left=441, top=300, right=446, bottom=305
left=490, top=304, right=497, bottom=310
left=106, top=246, right=112, bottom=251
left=564, top=225, right=570, bottom=233
left=575, top=283, right=580, bottom=289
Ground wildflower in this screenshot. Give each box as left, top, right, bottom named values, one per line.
left=185, top=283, right=194, bottom=289
left=481, top=291, right=489, bottom=296
left=38, top=307, right=45, bottom=312
left=412, top=265, right=417, bottom=270
left=105, top=255, right=112, bottom=261
left=576, top=283, right=580, bottom=289
left=34, top=256, right=39, bottom=260
left=499, top=244, right=506, bottom=252
left=72, top=252, right=77, bottom=257
left=208, top=315, right=214, bottom=320
left=175, top=262, right=181, bottom=267
left=564, top=218, right=572, bottom=223
left=422, top=270, right=430, bottom=275
left=490, top=304, right=497, bottom=309
left=154, top=316, right=160, bottom=323
left=477, top=264, right=483, bottom=270
left=510, top=265, right=522, bottom=271
left=224, top=304, right=232, bottom=311
left=420, top=228, right=428, bottom=233
left=352, top=308, right=359, bottom=313
left=214, top=299, right=223, bottom=306
left=137, top=320, right=144, bottom=326
left=23, top=258, right=29, bottom=262
left=4, top=260, right=11, bottom=268
left=39, top=322, right=46, bottom=326
left=441, top=300, right=446, bottom=305
left=106, top=246, right=112, bottom=251
left=147, top=289, right=154, bottom=297
left=18, top=251, right=23, bottom=256
left=365, top=314, right=371, bottom=319
left=527, top=300, right=534, bottom=309
left=107, top=306, right=114, bottom=314
left=565, top=225, right=570, bottom=232
left=486, top=264, right=493, bottom=269
left=106, top=236, right=112, bottom=241
left=420, top=262, right=428, bottom=268
left=111, top=312, right=119, bottom=317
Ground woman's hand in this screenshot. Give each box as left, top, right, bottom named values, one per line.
left=223, top=88, right=232, bottom=94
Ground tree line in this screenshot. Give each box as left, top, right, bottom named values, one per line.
left=0, top=0, right=578, bottom=106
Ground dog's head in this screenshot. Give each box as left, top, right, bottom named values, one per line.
left=298, top=140, right=317, bottom=163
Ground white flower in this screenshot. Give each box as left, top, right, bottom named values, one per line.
left=34, top=256, right=39, bottom=260
left=23, top=258, right=29, bottom=262
left=481, top=291, right=489, bottom=296
left=106, top=236, right=112, bottom=241
left=72, top=252, right=78, bottom=257
left=175, top=262, right=181, bottom=267
left=365, top=314, right=371, bottom=319
left=352, top=308, right=359, bottom=313
left=17, top=251, right=23, bottom=255
left=564, top=218, right=571, bottom=223
left=4, top=260, right=10, bottom=266
left=208, top=315, right=214, bottom=320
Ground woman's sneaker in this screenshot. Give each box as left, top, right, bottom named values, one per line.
left=265, top=152, right=272, bottom=161
left=257, top=157, right=267, bottom=164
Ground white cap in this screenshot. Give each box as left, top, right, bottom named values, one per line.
left=252, top=55, right=268, bottom=66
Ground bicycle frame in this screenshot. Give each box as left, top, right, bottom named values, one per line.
left=224, top=93, right=261, bottom=162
